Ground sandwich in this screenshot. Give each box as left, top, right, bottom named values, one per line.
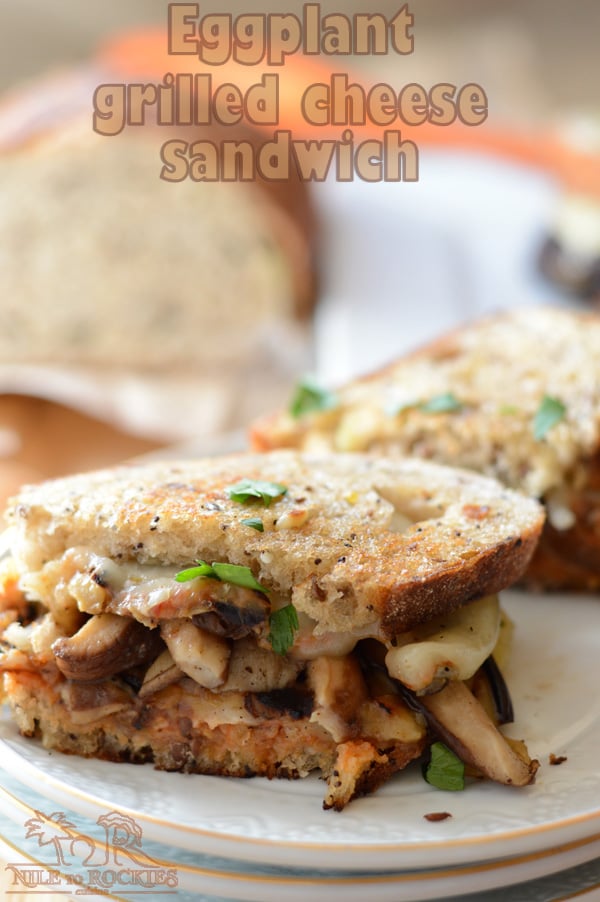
left=0, top=452, right=543, bottom=809
left=252, top=306, right=600, bottom=590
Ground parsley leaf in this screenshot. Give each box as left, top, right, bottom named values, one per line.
left=175, top=560, right=267, bottom=594
left=386, top=393, right=463, bottom=417
left=268, top=604, right=299, bottom=656
left=533, top=395, right=566, bottom=441
left=423, top=742, right=465, bottom=791
left=419, top=393, right=463, bottom=414
left=385, top=399, right=417, bottom=417
left=289, top=378, right=338, bottom=418
left=227, top=479, right=287, bottom=507
left=175, top=561, right=216, bottom=582
left=241, top=517, right=264, bottom=532
left=211, top=562, right=267, bottom=592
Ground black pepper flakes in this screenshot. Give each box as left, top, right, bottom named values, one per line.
left=90, top=570, right=108, bottom=588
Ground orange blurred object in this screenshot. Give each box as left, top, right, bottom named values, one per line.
left=98, top=27, right=600, bottom=198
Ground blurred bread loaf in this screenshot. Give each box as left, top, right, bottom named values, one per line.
left=0, top=67, right=316, bottom=491
left=0, top=116, right=314, bottom=375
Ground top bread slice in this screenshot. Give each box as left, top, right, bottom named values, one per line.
left=251, top=308, right=600, bottom=589
left=5, top=451, right=543, bottom=638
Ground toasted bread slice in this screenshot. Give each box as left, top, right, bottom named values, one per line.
left=5, top=452, right=542, bottom=636
left=252, top=307, right=600, bottom=589
left=0, top=452, right=542, bottom=807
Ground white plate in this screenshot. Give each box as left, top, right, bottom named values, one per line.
left=1, top=591, right=600, bottom=877
left=2, top=767, right=600, bottom=902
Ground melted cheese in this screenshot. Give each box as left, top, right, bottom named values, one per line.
left=30, top=549, right=501, bottom=695
left=385, top=594, right=500, bottom=692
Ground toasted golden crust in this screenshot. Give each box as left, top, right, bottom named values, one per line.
left=5, top=452, right=543, bottom=637
left=251, top=308, right=600, bottom=590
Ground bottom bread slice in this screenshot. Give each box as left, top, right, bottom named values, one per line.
left=3, top=668, right=426, bottom=811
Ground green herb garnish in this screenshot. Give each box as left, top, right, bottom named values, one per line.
left=289, top=378, right=338, bottom=418
left=175, top=561, right=216, bottom=582
left=533, top=395, right=566, bottom=441
left=175, top=560, right=267, bottom=594
left=268, top=604, right=299, bottom=655
left=227, top=479, right=287, bottom=507
left=499, top=404, right=519, bottom=416
left=386, top=393, right=463, bottom=417
left=419, top=393, right=463, bottom=414
left=241, top=517, right=264, bottom=532
left=385, top=399, right=417, bottom=417
left=423, top=742, right=465, bottom=791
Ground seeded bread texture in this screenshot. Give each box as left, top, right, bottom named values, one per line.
left=5, top=452, right=543, bottom=638
left=0, top=122, right=311, bottom=374
left=251, top=308, right=600, bottom=589
left=252, top=307, right=600, bottom=500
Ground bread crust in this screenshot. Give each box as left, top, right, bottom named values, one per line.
left=251, top=308, right=600, bottom=590
left=6, top=451, right=543, bottom=636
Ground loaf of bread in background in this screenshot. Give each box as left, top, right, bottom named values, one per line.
left=0, top=66, right=315, bottom=375
left=0, top=68, right=316, bottom=491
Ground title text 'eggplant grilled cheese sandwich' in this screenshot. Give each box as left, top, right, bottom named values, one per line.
left=253, top=307, right=600, bottom=591
left=0, top=452, right=543, bottom=809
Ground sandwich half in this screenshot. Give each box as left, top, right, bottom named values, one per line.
left=0, top=452, right=543, bottom=809
left=252, top=307, right=600, bottom=590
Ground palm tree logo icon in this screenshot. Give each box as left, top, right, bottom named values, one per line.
left=24, top=811, right=82, bottom=867
left=23, top=808, right=160, bottom=869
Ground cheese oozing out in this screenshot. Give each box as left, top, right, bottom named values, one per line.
left=21, top=549, right=502, bottom=695
left=385, top=594, right=500, bottom=692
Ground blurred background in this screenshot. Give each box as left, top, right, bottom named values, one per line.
left=0, top=0, right=597, bottom=501
left=2, top=0, right=599, bottom=119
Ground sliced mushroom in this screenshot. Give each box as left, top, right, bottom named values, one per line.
left=219, top=636, right=301, bottom=692
left=115, top=575, right=270, bottom=627
left=245, top=687, right=313, bottom=721
left=52, top=613, right=163, bottom=682
left=161, top=619, right=230, bottom=689
left=192, top=593, right=269, bottom=640
left=359, top=694, right=425, bottom=744
left=416, top=680, right=538, bottom=786
left=60, top=679, right=132, bottom=724
left=307, top=655, right=369, bottom=742
left=139, top=649, right=183, bottom=698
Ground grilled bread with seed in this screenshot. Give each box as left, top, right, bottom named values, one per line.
left=252, top=307, right=600, bottom=590
left=0, top=452, right=543, bottom=808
